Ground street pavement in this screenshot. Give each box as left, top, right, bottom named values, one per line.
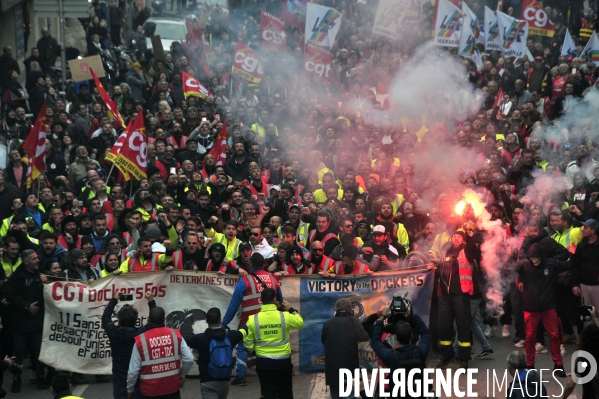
left=13, top=324, right=583, bottom=398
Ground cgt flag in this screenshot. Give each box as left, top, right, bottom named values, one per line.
left=497, top=11, right=529, bottom=58
left=520, top=0, right=554, bottom=37
left=90, top=68, right=125, bottom=128
left=305, top=3, right=341, bottom=49
left=233, top=41, right=265, bottom=84
left=581, top=31, right=599, bottom=66
left=209, top=121, right=228, bottom=166
left=303, top=42, right=333, bottom=83
left=105, top=124, right=131, bottom=181
left=433, top=0, right=463, bottom=48
left=182, top=71, right=214, bottom=99
left=261, top=10, right=288, bottom=53
left=113, top=112, right=147, bottom=181
left=23, top=100, right=48, bottom=189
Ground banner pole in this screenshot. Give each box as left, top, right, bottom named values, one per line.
left=106, top=164, right=116, bottom=183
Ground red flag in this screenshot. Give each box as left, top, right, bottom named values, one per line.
left=113, top=112, right=147, bottom=180
left=492, top=88, right=507, bottom=120
left=233, top=41, right=264, bottom=84
left=261, top=10, right=288, bottom=53
left=520, top=0, right=554, bottom=37
left=90, top=68, right=125, bottom=128
left=303, top=42, right=333, bottom=83
left=182, top=71, right=214, bottom=100
left=23, top=100, right=48, bottom=189
left=209, top=121, right=228, bottom=166
left=105, top=123, right=131, bottom=180
left=282, top=0, right=310, bottom=29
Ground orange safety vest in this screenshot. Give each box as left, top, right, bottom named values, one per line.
left=239, top=271, right=279, bottom=324
left=306, top=254, right=338, bottom=272
left=580, top=18, right=596, bottom=42
left=308, top=230, right=337, bottom=248
left=105, top=213, right=114, bottom=233
left=171, top=251, right=190, bottom=270
left=134, top=327, right=182, bottom=397
left=58, top=234, right=81, bottom=250
left=167, top=135, right=189, bottom=149
left=247, top=179, right=269, bottom=204
left=457, top=250, right=474, bottom=295
left=206, top=259, right=225, bottom=272
left=331, top=260, right=369, bottom=275
left=123, top=231, right=134, bottom=246
left=282, top=262, right=315, bottom=274
left=128, top=255, right=160, bottom=272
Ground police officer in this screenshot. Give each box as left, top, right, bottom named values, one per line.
left=222, top=253, right=282, bottom=387
left=126, top=307, right=194, bottom=399
left=243, top=288, right=304, bottom=399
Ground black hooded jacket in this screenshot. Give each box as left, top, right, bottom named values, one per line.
left=4, top=265, right=44, bottom=333
left=205, top=243, right=226, bottom=272
left=101, top=298, right=156, bottom=389
left=185, top=327, right=244, bottom=383
left=518, top=229, right=569, bottom=261
left=517, top=244, right=570, bottom=312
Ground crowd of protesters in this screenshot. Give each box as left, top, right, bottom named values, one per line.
left=0, top=0, right=598, bottom=395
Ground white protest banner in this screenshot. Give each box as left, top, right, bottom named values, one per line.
left=497, top=11, right=529, bottom=58
left=305, top=3, right=341, bottom=49
left=433, top=0, right=463, bottom=48
left=580, top=31, right=599, bottom=66
left=459, top=16, right=477, bottom=59
left=372, top=0, right=403, bottom=39
left=561, top=29, right=577, bottom=57
left=40, top=272, right=240, bottom=374
left=39, top=268, right=434, bottom=375
left=460, top=2, right=483, bottom=47
left=484, top=6, right=502, bottom=51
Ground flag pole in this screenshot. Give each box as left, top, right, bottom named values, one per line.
left=130, top=181, right=134, bottom=198
left=37, top=177, right=41, bottom=202
left=106, top=163, right=116, bottom=183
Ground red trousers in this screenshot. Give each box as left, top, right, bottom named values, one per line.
left=524, top=309, right=563, bottom=367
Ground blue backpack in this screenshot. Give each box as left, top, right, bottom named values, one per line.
left=208, top=331, right=233, bottom=379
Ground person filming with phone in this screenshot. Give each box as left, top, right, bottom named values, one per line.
left=102, top=291, right=157, bottom=399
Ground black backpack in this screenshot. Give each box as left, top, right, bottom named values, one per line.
left=392, top=348, right=433, bottom=399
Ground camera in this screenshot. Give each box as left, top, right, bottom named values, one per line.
left=578, top=305, right=593, bottom=322
left=120, top=294, right=133, bottom=301
left=383, top=294, right=413, bottom=333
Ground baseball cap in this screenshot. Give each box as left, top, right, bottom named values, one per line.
left=563, top=143, right=572, bottom=149
left=534, top=56, right=544, bottom=61
left=239, top=242, right=252, bottom=251
left=97, top=168, right=107, bottom=176
left=372, top=225, right=386, bottom=235
left=582, top=219, right=599, bottom=231
left=145, top=226, right=162, bottom=241
left=270, top=185, right=281, bottom=192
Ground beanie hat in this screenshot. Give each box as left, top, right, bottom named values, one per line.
left=70, top=248, right=86, bottom=262
left=250, top=253, right=265, bottom=268
left=145, top=226, right=162, bottom=241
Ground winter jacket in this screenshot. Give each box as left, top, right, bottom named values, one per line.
left=321, top=310, right=370, bottom=387
left=571, top=237, right=599, bottom=286
left=518, top=258, right=569, bottom=312
left=102, top=298, right=155, bottom=391
left=184, top=327, right=244, bottom=383
left=37, top=35, right=59, bottom=62
left=61, top=264, right=101, bottom=281
left=519, top=231, right=569, bottom=262
left=125, top=71, right=145, bottom=101
left=4, top=266, right=45, bottom=333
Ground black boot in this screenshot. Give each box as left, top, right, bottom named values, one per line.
left=11, top=376, right=21, bottom=393
left=435, top=354, right=455, bottom=368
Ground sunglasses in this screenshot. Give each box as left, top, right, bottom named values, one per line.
left=344, top=224, right=354, bottom=228
left=250, top=232, right=260, bottom=236
left=312, top=248, right=324, bottom=252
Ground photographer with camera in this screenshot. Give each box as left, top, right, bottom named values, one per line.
left=102, top=290, right=157, bottom=399
left=321, top=298, right=370, bottom=399
left=369, top=297, right=432, bottom=397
